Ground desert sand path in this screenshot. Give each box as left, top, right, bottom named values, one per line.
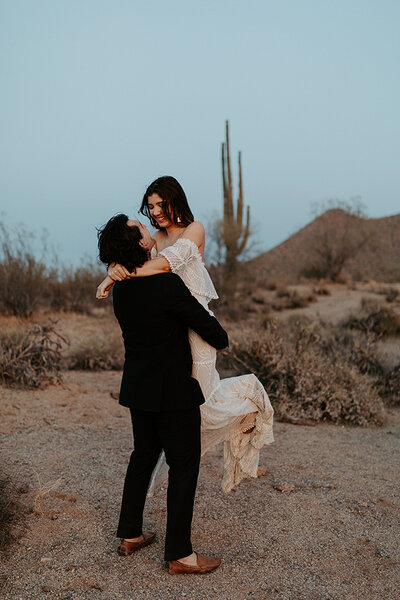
left=1, top=371, right=399, bottom=600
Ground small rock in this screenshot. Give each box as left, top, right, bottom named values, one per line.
left=274, top=482, right=295, bottom=493
left=375, top=546, right=389, bottom=557
left=257, top=466, right=268, bottom=477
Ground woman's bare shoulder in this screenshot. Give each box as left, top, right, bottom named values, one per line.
left=181, top=221, right=205, bottom=246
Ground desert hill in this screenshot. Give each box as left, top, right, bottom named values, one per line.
left=251, top=209, right=400, bottom=283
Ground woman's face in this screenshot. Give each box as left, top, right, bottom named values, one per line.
left=147, top=193, right=172, bottom=228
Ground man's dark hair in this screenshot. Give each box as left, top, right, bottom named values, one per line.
left=97, top=214, right=149, bottom=273
left=139, top=176, right=194, bottom=229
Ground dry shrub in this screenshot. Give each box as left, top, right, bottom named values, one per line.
left=0, top=324, right=64, bottom=388
left=50, top=263, right=109, bottom=315
left=385, top=366, right=400, bottom=405
left=313, top=286, right=330, bottom=296
left=275, top=285, right=290, bottom=298
left=0, top=470, right=27, bottom=553
left=360, top=296, right=382, bottom=313
left=0, top=223, right=51, bottom=318
left=384, top=287, right=399, bottom=303
left=223, top=319, right=386, bottom=426
left=372, top=286, right=399, bottom=303
left=67, top=333, right=123, bottom=371
left=251, top=296, right=266, bottom=305
left=0, top=221, right=108, bottom=317
left=272, top=289, right=315, bottom=311
left=339, top=332, right=400, bottom=406
left=344, top=307, right=400, bottom=337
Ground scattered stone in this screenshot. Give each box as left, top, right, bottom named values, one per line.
left=375, top=547, right=389, bottom=557
left=274, top=482, right=296, bottom=493
left=257, top=466, right=268, bottom=477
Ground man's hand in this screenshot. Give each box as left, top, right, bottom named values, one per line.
left=108, top=262, right=131, bottom=281
left=96, top=275, right=115, bottom=299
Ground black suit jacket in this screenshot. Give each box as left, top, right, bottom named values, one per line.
left=113, top=273, right=228, bottom=411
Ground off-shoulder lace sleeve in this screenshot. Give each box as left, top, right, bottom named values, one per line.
left=159, top=238, right=198, bottom=271
left=159, top=238, right=218, bottom=303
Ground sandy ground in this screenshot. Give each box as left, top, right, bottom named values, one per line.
left=1, top=369, right=399, bottom=600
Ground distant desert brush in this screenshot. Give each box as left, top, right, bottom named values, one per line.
left=66, top=332, right=124, bottom=371
left=0, top=323, right=65, bottom=388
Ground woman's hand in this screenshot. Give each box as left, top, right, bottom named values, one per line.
left=96, top=275, right=115, bottom=299
left=108, top=262, right=131, bottom=281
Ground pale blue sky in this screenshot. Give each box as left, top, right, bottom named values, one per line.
left=1, top=0, right=399, bottom=264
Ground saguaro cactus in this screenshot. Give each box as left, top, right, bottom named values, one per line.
left=221, top=120, right=250, bottom=288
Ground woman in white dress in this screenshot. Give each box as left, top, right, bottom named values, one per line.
left=97, top=176, right=274, bottom=493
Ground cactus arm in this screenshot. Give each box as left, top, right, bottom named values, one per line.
left=225, top=120, right=233, bottom=221
left=237, top=151, right=243, bottom=227
left=238, top=206, right=250, bottom=254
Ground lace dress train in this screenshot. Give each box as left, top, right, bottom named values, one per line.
left=148, top=238, right=274, bottom=494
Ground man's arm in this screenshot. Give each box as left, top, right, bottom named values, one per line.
left=165, top=274, right=228, bottom=350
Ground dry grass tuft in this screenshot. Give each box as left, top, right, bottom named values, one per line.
left=0, top=323, right=65, bottom=388
left=33, top=475, right=62, bottom=516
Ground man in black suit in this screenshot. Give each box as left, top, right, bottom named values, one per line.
left=97, top=214, right=228, bottom=574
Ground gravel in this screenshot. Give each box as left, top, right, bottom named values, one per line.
left=1, top=371, right=399, bottom=600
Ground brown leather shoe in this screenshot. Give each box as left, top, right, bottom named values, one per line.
left=117, top=532, right=156, bottom=556
left=168, top=552, right=221, bottom=574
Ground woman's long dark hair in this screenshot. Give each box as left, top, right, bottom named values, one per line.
left=97, top=214, right=148, bottom=273
left=140, top=176, right=194, bottom=229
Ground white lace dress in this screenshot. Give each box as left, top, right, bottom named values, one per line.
left=148, top=238, right=274, bottom=494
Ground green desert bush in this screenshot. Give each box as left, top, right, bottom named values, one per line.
left=222, top=319, right=386, bottom=426
left=66, top=333, right=124, bottom=371
left=0, top=324, right=64, bottom=388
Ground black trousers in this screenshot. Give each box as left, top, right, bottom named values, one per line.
left=116, top=405, right=201, bottom=561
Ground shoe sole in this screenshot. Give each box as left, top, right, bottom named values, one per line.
left=168, top=565, right=220, bottom=575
